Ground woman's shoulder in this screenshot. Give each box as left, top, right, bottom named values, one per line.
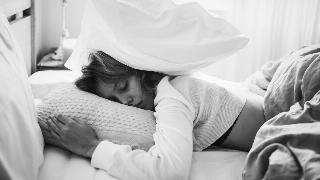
left=155, top=76, right=196, bottom=114
left=156, top=75, right=191, bottom=96
left=168, top=74, right=206, bottom=92
left=168, top=75, right=201, bottom=95
left=156, top=76, right=192, bottom=100
left=155, top=75, right=195, bottom=103
left=168, top=75, right=191, bottom=89
left=166, top=75, right=203, bottom=102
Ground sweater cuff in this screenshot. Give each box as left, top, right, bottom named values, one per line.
left=91, top=140, right=131, bottom=170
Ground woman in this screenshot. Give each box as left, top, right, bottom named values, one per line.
left=48, top=51, right=265, bottom=180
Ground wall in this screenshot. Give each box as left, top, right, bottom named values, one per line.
left=36, top=0, right=87, bottom=60
left=36, top=0, right=320, bottom=82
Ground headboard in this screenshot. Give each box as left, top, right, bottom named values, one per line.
left=0, top=0, right=35, bottom=75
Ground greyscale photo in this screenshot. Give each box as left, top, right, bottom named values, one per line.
left=1, top=0, right=320, bottom=180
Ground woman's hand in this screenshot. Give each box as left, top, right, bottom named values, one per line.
left=47, top=115, right=100, bottom=158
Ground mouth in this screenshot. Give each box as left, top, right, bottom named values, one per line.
left=135, top=101, right=143, bottom=108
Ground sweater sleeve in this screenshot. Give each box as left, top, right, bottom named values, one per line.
left=91, top=77, right=195, bottom=180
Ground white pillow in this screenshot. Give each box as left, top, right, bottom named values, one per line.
left=36, top=84, right=156, bottom=151
left=0, top=12, right=44, bottom=180
left=28, top=70, right=80, bottom=99
left=65, top=0, right=248, bottom=75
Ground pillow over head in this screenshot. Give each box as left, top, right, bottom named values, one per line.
left=65, top=0, right=249, bottom=75
left=36, top=84, right=156, bottom=151
left=0, top=12, right=44, bottom=180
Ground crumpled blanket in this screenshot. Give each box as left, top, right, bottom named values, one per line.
left=243, top=44, right=320, bottom=180
left=244, top=60, right=281, bottom=97
left=264, top=45, right=320, bottom=120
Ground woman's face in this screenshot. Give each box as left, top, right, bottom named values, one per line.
left=96, top=76, right=155, bottom=111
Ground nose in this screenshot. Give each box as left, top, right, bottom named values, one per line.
left=117, top=95, right=134, bottom=106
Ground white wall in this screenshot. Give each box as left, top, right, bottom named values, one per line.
left=36, top=0, right=87, bottom=60
left=36, top=0, right=320, bottom=82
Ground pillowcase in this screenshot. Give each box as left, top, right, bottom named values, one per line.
left=65, top=0, right=249, bottom=75
left=0, top=12, right=44, bottom=180
left=36, top=84, right=156, bottom=151
left=28, top=70, right=80, bottom=99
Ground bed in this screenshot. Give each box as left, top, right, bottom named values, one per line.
left=0, top=1, right=249, bottom=180
left=30, top=71, right=249, bottom=180
left=3, top=0, right=319, bottom=179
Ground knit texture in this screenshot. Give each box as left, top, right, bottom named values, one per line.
left=37, top=76, right=246, bottom=152
left=36, top=84, right=155, bottom=151
left=169, top=75, right=246, bottom=151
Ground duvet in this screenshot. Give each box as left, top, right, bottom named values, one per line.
left=243, top=45, right=320, bottom=180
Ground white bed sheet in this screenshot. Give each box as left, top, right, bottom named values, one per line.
left=31, top=70, right=248, bottom=180
left=38, top=145, right=247, bottom=180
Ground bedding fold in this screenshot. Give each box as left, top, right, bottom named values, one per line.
left=244, top=59, right=281, bottom=97
left=65, top=0, right=249, bottom=75
left=243, top=44, right=320, bottom=180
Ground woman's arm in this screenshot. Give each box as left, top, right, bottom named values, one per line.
left=91, top=77, right=195, bottom=180
left=48, top=77, right=195, bottom=180
left=91, top=98, right=194, bottom=180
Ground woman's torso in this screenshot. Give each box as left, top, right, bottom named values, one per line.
left=166, top=74, right=250, bottom=151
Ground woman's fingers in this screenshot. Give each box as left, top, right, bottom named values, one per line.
left=57, top=114, right=84, bottom=126
left=52, top=114, right=67, bottom=130
left=65, top=115, right=84, bottom=125
left=46, top=114, right=100, bottom=158
left=71, top=117, right=84, bottom=124
left=47, top=119, right=61, bottom=138
left=56, top=114, right=68, bottom=125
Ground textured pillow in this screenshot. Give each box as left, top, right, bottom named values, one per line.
left=36, top=84, right=156, bottom=151
left=0, top=12, right=44, bottom=180
left=65, top=0, right=248, bottom=75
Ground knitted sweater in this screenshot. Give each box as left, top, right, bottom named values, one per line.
left=170, top=75, right=246, bottom=151
left=91, top=75, right=246, bottom=180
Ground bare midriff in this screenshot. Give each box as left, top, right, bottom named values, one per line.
left=215, top=91, right=266, bottom=152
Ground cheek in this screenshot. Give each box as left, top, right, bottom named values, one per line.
left=129, top=81, right=144, bottom=98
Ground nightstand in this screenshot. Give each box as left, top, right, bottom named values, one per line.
left=36, top=65, right=69, bottom=71
left=36, top=38, right=76, bottom=71
left=36, top=49, right=68, bottom=71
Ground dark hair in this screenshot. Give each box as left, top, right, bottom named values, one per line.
left=75, top=50, right=165, bottom=96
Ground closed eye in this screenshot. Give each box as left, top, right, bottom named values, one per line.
left=116, top=81, right=128, bottom=91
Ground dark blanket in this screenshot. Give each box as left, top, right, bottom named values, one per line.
left=243, top=45, right=320, bottom=180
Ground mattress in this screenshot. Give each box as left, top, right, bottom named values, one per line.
left=30, top=70, right=248, bottom=180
